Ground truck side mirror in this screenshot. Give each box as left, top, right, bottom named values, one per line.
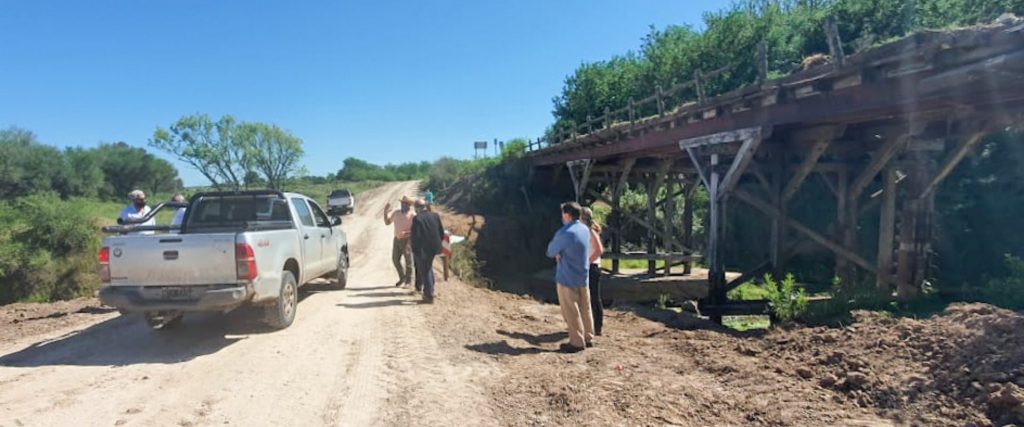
left=331, top=216, right=342, bottom=226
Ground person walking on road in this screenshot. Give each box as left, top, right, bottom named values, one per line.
left=118, top=190, right=155, bottom=235
left=411, top=198, right=445, bottom=303
left=384, top=195, right=416, bottom=287
left=545, top=202, right=595, bottom=353
left=581, top=207, right=605, bottom=336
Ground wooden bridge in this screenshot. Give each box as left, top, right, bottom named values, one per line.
left=525, top=19, right=1024, bottom=320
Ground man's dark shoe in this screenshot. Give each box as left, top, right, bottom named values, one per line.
left=421, top=296, right=435, bottom=304
left=395, top=280, right=404, bottom=287
left=585, top=341, right=596, bottom=348
left=559, top=343, right=585, bottom=353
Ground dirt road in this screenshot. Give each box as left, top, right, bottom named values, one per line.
left=0, top=181, right=497, bottom=427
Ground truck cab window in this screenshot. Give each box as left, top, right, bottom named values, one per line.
left=309, top=201, right=331, bottom=227
left=290, top=199, right=315, bottom=227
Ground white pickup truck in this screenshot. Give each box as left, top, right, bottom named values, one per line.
left=98, top=190, right=349, bottom=330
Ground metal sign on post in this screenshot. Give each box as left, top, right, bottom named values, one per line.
left=474, top=141, right=488, bottom=158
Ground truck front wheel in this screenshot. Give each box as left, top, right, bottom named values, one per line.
left=330, top=254, right=348, bottom=290
left=264, top=271, right=298, bottom=329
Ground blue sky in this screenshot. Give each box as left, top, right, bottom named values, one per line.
left=1, top=0, right=729, bottom=186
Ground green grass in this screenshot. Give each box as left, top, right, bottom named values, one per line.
left=728, top=281, right=771, bottom=301
left=723, top=315, right=771, bottom=331
left=600, top=259, right=666, bottom=270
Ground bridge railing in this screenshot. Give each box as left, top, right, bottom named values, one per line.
left=525, top=18, right=850, bottom=154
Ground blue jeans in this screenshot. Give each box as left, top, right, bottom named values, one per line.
left=414, top=254, right=436, bottom=298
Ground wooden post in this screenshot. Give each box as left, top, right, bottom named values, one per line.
left=611, top=159, right=636, bottom=274
left=657, top=85, right=666, bottom=117
left=835, top=168, right=854, bottom=288
left=694, top=69, right=707, bottom=104
left=824, top=16, right=845, bottom=67
left=683, top=180, right=695, bottom=275
left=877, top=167, right=897, bottom=291
left=770, top=155, right=786, bottom=274
left=629, top=98, right=636, bottom=128
left=707, top=154, right=726, bottom=318
left=664, top=180, right=676, bottom=277
left=757, top=41, right=768, bottom=86
left=647, top=179, right=657, bottom=275
left=586, top=115, right=593, bottom=134
left=603, top=106, right=611, bottom=129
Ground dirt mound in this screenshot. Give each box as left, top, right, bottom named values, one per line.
left=759, top=303, right=1024, bottom=426
left=0, top=298, right=115, bottom=344
left=423, top=267, right=1024, bottom=427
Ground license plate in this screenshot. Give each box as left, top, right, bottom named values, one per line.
left=161, top=287, right=193, bottom=300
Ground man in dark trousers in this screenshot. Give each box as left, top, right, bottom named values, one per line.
left=410, top=198, right=445, bottom=303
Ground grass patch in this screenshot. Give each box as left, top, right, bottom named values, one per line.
left=600, top=259, right=666, bottom=270
left=723, top=315, right=771, bottom=331
left=727, top=281, right=770, bottom=301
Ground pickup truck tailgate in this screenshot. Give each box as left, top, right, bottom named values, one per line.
left=106, top=233, right=239, bottom=287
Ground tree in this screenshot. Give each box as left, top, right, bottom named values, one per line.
left=0, top=127, right=66, bottom=199
left=91, top=142, right=180, bottom=199
left=237, top=123, right=304, bottom=190
left=150, top=114, right=250, bottom=189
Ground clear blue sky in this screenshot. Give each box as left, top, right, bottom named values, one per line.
left=1, top=0, right=729, bottom=186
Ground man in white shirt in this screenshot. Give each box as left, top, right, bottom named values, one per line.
left=170, top=192, right=187, bottom=228
left=118, top=190, right=155, bottom=235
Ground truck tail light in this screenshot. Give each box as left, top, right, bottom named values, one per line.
left=98, top=247, right=111, bottom=283
left=235, top=243, right=258, bottom=282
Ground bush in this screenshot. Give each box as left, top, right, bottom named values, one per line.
left=0, top=194, right=102, bottom=303
left=977, top=255, right=1024, bottom=310
left=763, top=273, right=808, bottom=322
left=449, top=243, right=490, bottom=288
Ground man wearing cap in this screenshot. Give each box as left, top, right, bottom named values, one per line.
left=384, top=195, right=416, bottom=287
left=118, top=190, right=156, bottom=235
left=410, top=198, right=445, bottom=303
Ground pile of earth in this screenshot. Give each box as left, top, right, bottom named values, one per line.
left=756, top=303, right=1024, bottom=426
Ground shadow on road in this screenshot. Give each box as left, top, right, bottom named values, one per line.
left=464, top=340, right=553, bottom=356
left=337, top=300, right=420, bottom=309
left=496, top=329, right=566, bottom=346
left=0, top=288, right=342, bottom=368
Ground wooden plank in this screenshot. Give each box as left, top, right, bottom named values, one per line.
left=918, top=131, right=986, bottom=200
left=646, top=180, right=657, bottom=275
left=685, top=146, right=711, bottom=190
left=679, top=126, right=763, bottom=150
left=783, top=138, right=831, bottom=201
left=603, top=253, right=692, bottom=261
left=877, top=167, right=897, bottom=290
left=683, top=181, right=695, bottom=275
left=724, top=260, right=773, bottom=294
left=718, top=135, right=763, bottom=200
left=850, top=135, right=909, bottom=200
left=732, top=189, right=900, bottom=287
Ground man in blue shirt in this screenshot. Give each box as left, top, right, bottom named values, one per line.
left=545, top=201, right=595, bottom=352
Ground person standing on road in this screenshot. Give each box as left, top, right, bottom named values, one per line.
left=170, top=192, right=187, bottom=228
left=410, top=198, right=445, bottom=303
left=384, top=195, right=416, bottom=287
left=545, top=202, right=595, bottom=353
left=118, top=190, right=155, bottom=235
left=581, top=207, right=605, bottom=336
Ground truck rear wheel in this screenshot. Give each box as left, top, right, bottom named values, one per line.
left=264, top=270, right=298, bottom=329
left=330, top=254, right=348, bottom=290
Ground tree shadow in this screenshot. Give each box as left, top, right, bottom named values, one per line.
left=349, top=291, right=411, bottom=299
left=464, top=340, right=553, bottom=356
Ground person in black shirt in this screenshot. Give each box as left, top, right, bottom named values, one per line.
left=410, top=199, right=445, bottom=303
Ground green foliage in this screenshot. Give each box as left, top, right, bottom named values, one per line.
left=0, top=194, right=102, bottom=304
left=151, top=114, right=305, bottom=190
left=335, top=157, right=432, bottom=182
left=450, top=242, right=491, bottom=288
left=236, top=122, right=304, bottom=189
left=728, top=281, right=771, bottom=301
left=0, top=127, right=181, bottom=201
left=763, top=273, right=809, bottom=322
left=976, top=255, right=1024, bottom=310
left=655, top=293, right=670, bottom=310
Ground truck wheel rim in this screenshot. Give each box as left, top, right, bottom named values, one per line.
left=283, top=281, right=296, bottom=319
